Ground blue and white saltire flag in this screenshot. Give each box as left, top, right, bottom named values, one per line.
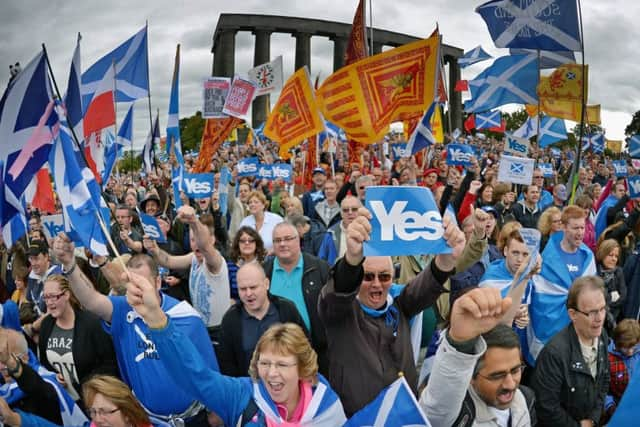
left=142, top=112, right=159, bottom=173
left=405, top=103, right=436, bottom=155
left=319, top=119, right=339, bottom=153
left=529, top=232, right=595, bottom=364
left=64, top=33, right=84, bottom=141
left=218, top=166, right=231, bottom=216
left=0, top=50, right=58, bottom=241
left=582, top=133, right=605, bottom=154
left=581, top=135, right=591, bottom=152
left=464, top=54, right=539, bottom=113
left=513, top=116, right=537, bottom=139
left=48, top=108, right=109, bottom=255
left=166, top=45, right=184, bottom=165
left=476, top=0, right=581, bottom=51
left=627, top=134, right=640, bottom=158
left=344, top=376, right=431, bottom=427
left=458, top=45, right=493, bottom=68
left=101, top=132, right=118, bottom=188
left=364, top=186, right=451, bottom=257
left=475, top=110, right=502, bottom=129
left=81, top=26, right=149, bottom=108
left=537, top=116, right=567, bottom=147
left=116, top=103, right=134, bottom=147
left=451, top=128, right=461, bottom=140
left=538, top=163, right=554, bottom=178
left=172, top=165, right=184, bottom=210
left=480, top=258, right=533, bottom=303
left=510, top=48, right=576, bottom=69
left=0, top=161, right=27, bottom=248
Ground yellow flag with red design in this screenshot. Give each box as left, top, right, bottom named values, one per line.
left=526, top=100, right=601, bottom=125
left=431, top=104, right=444, bottom=143
left=316, top=34, right=440, bottom=144
left=264, top=67, right=324, bottom=157
left=537, top=64, right=587, bottom=102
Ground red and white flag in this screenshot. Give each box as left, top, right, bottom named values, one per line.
left=83, top=65, right=115, bottom=139
left=247, top=56, right=283, bottom=96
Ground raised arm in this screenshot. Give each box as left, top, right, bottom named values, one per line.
left=53, top=234, right=113, bottom=322
left=143, top=235, right=192, bottom=270
left=177, top=205, right=224, bottom=274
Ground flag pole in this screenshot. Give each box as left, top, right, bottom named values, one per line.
left=145, top=21, right=153, bottom=132
left=368, top=0, right=373, bottom=55
left=570, top=0, right=587, bottom=203
left=536, top=50, right=541, bottom=147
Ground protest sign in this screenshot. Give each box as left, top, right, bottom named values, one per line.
left=237, top=157, right=259, bottom=177
left=181, top=172, right=214, bottom=199
left=41, top=214, right=65, bottom=240
left=364, top=186, right=451, bottom=256
left=538, top=163, right=554, bottom=178
left=504, top=133, right=530, bottom=157
left=140, top=213, right=167, bottom=243
left=446, top=144, right=475, bottom=166
left=613, top=160, right=628, bottom=177
left=203, top=77, right=230, bottom=118
left=257, top=163, right=293, bottom=182
left=390, top=143, right=408, bottom=158
left=222, top=77, right=256, bottom=120
left=628, top=176, right=640, bottom=199
left=497, top=155, right=535, bottom=185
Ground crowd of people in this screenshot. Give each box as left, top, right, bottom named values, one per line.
left=0, top=129, right=637, bottom=427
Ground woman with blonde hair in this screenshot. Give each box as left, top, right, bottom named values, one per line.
left=537, top=207, right=563, bottom=251
left=239, top=191, right=283, bottom=252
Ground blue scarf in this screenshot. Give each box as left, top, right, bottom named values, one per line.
left=358, top=284, right=404, bottom=336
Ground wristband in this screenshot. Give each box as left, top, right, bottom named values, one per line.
left=97, top=258, right=109, bottom=268
left=63, top=262, right=77, bottom=276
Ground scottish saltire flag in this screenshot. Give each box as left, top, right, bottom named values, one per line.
left=537, top=116, right=567, bottom=147
left=81, top=26, right=149, bottom=107
left=476, top=0, right=581, bottom=51
left=166, top=45, right=184, bottom=165
left=218, top=166, right=231, bottom=216
left=48, top=109, right=109, bottom=255
left=142, top=112, right=159, bottom=173
left=513, top=116, right=537, bottom=139
left=344, top=376, right=431, bottom=427
left=628, top=134, right=640, bottom=158
left=0, top=161, right=27, bottom=248
left=64, top=33, right=84, bottom=141
left=319, top=120, right=340, bottom=153
left=464, top=54, right=538, bottom=113
left=475, top=110, right=502, bottom=129
left=116, top=104, right=133, bottom=147
left=0, top=50, right=57, bottom=237
left=405, top=103, right=436, bottom=155
left=458, top=45, right=492, bottom=68
left=510, top=48, right=576, bottom=69
left=172, top=165, right=184, bottom=210
left=583, top=133, right=605, bottom=153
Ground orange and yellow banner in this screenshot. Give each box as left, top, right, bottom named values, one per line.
left=526, top=100, right=601, bottom=125
left=606, top=139, right=622, bottom=153
left=431, top=104, right=444, bottom=143
left=537, top=63, right=588, bottom=102
left=193, top=117, right=242, bottom=172
left=317, top=34, right=440, bottom=144
left=264, top=67, right=324, bottom=158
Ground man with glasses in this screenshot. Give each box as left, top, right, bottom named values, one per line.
left=329, top=196, right=362, bottom=258
left=263, top=222, right=331, bottom=373
left=420, top=288, right=536, bottom=427
left=531, top=169, right=553, bottom=210
left=319, top=207, right=466, bottom=416
left=111, top=205, right=143, bottom=255
left=532, top=276, right=610, bottom=427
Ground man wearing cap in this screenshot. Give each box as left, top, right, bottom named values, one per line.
left=26, top=241, right=62, bottom=316
left=423, top=168, right=440, bottom=192
left=140, top=193, right=162, bottom=217
left=301, top=167, right=327, bottom=217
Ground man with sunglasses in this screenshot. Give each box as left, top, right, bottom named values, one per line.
left=319, top=207, right=466, bottom=416
left=420, top=288, right=536, bottom=427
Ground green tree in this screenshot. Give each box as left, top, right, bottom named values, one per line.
left=118, top=151, right=142, bottom=173
left=624, top=110, right=640, bottom=136
left=572, top=123, right=603, bottom=137
left=179, top=111, right=206, bottom=153
left=504, top=109, right=529, bottom=131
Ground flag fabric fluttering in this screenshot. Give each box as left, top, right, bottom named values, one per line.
left=193, top=117, right=242, bottom=173
left=65, top=33, right=84, bottom=141
left=32, top=167, right=56, bottom=214
left=510, top=48, right=576, bottom=69
left=48, top=109, right=109, bottom=256
left=343, top=376, right=432, bottom=427
left=0, top=50, right=57, bottom=241
left=405, top=103, right=436, bottom=155
left=526, top=100, right=601, bottom=125
left=628, top=134, right=640, bottom=158
left=167, top=45, right=184, bottom=165
left=537, top=63, right=587, bottom=102
left=458, top=45, right=492, bottom=68
left=475, top=110, right=502, bottom=129
left=464, top=114, right=476, bottom=132
left=247, top=55, right=284, bottom=96
left=103, top=104, right=131, bottom=186
left=317, top=34, right=440, bottom=144
left=142, top=112, right=160, bottom=173
left=81, top=25, right=149, bottom=106
left=537, top=116, right=568, bottom=147
left=82, top=63, right=115, bottom=140
left=465, top=54, right=539, bottom=113
left=454, top=80, right=469, bottom=92
left=582, top=133, right=605, bottom=154
left=0, top=161, right=27, bottom=248
left=476, top=0, right=581, bottom=51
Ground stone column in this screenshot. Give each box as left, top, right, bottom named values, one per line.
left=447, top=55, right=462, bottom=131
left=252, top=29, right=272, bottom=128
left=372, top=41, right=384, bottom=55
left=294, top=32, right=312, bottom=71
left=331, top=36, right=347, bottom=71
left=212, top=30, right=236, bottom=77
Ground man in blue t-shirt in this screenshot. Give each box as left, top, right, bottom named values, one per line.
left=53, top=233, right=218, bottom=426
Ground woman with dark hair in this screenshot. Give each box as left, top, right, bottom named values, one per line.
left=596, top=239, right=627, bottom=329
left=226, top=226, right=267, bottom=302
left=37, top=275, right=119, bottom=403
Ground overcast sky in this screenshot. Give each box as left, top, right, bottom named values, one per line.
left=1, top=0, right=637, bottom=147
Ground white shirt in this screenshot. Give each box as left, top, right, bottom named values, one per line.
left=188, top=256, right=231, bottom=327
left=239, top=211, right=284, bottom=251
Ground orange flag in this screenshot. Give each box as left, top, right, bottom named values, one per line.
left=193, top=117, right=242, bottom=172
left=526, top=100, right=601, bottom=125
left=264, top=67, right=324, bottom=159
left=537, top=64, right=587, bottom=102
left=317, top=34, right=440, bottom=144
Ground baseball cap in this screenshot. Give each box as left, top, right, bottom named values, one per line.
left=312, top=167, right=326, bottom=176
left=480, top=205, right=500, bottom=219
left=27, top=240, right=48, bottom=257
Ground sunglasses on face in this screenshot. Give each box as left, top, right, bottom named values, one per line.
left=363, top=271, right=392, bottom=282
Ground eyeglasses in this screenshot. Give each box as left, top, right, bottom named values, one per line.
left=341, top=207, right=359, bottom=213
left=573, top=306, right=607, bottom=320
left=363, top=271, right=393, bottom=283
left=239, top=238, right=256, bottom=244
left=257, top=360, right=298, bottom=371
left=273, top=236, right=297, bottom=245
left=43, top=291, right=66, bottom=302
left=88, top=407, right=120, bottom=418
left=533, top=176, right=544, bottom=179
left=476, top=364, right=525, bottom=382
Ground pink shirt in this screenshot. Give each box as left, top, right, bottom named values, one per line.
left=268, top=381, right=313, bottom=427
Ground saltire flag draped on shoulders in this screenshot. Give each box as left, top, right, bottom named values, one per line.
left=48, top=105, right=109, bottom=256
left=510, top=48, right=576, bottom=69
left=263, top=67, right=324, bottom=158
left=476, top=0, right=581, bottom=51
left=142, top=112, right=159, bottom=173
left=193, top=117, right=242, bottom=172
left=0, top=49, right=58, bottom=244
left=458, top=45, right=492, bottom=68
left=317, top=33, right=440, bottom=144
left=475, top=110, right=502, bottom=129
left=64, top=33, right=84, bottom=141
left=464, top=54, right=539, bottom=113
left=166, top=44, right=184, bottom=165
left=628, top=134, right=640, bottom=158
left=405, top=103, right=436, bottom=156
left=81, top=25, right=149, bottom=106
left=537, top=63, right=587, bottom=102
left=344, top=376, right=432, bottom=427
